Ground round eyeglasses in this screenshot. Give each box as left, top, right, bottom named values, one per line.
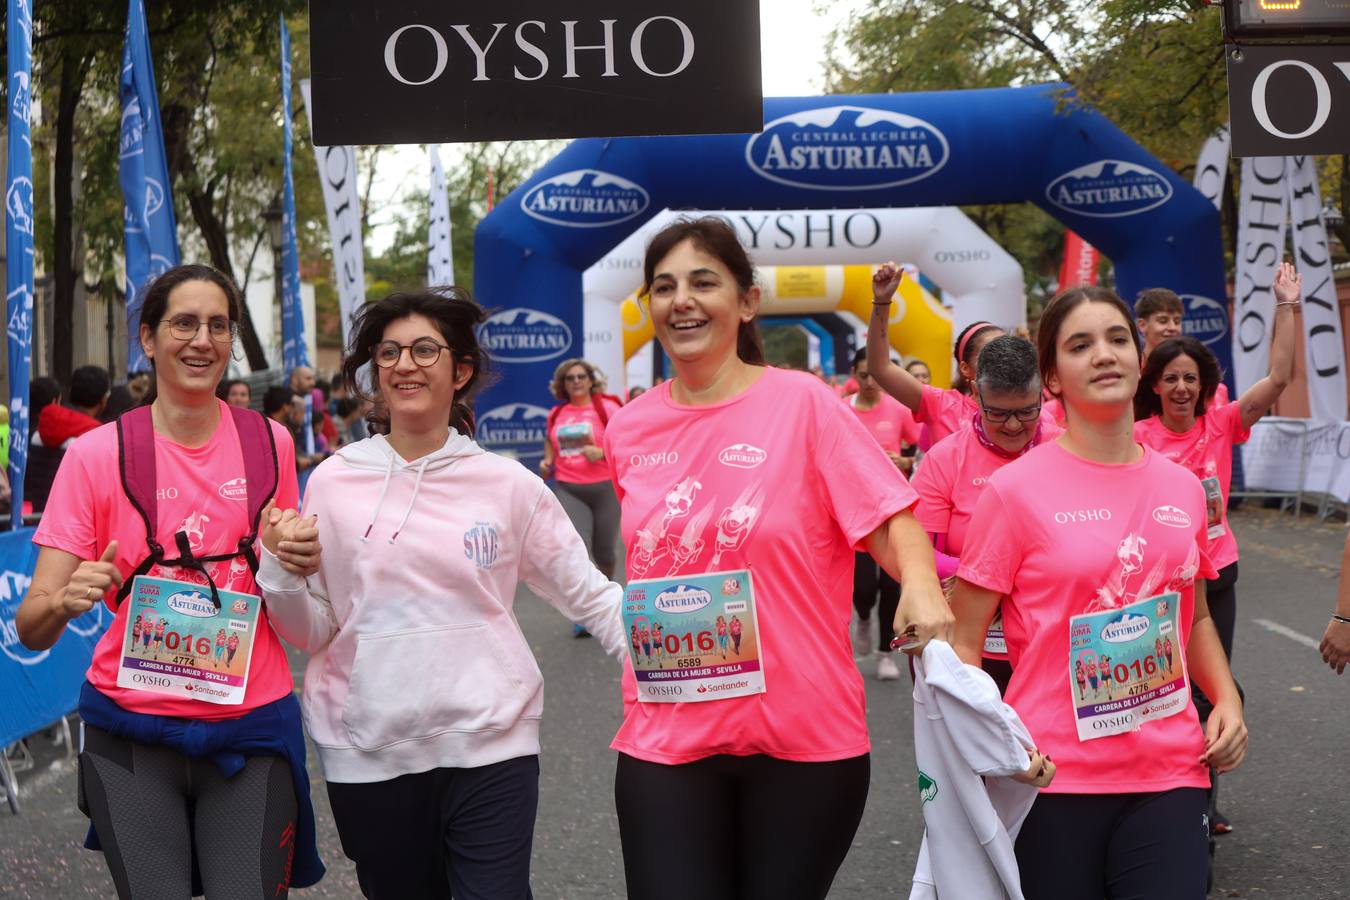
left=372, top=338, right=451, bottom=368
left=161, top=315, right=237, bottom=343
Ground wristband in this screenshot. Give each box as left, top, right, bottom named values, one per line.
left=1332, top=614, right=1350, bottom=625
left=872, top=300, right=892, bottom=307
left=1276, top=300, right=1301, bottom=307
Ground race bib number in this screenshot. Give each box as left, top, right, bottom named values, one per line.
left=1069, top=592, right=1186, bottom=741
left=983, top=606, right=1007, bottom=657
left=1201, top=476, right=1225, bottom=540
left=623, top=569, right=764, bottom=703
left=117, top=576, right=261, bottom=706
left=556, top=422, right=594, bottom=457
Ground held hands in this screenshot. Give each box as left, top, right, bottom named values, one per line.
left=1200, top=698, right=1248, bottom=774
left=1319, top=619, right=1350, bottom=674
left=873, top=261, right=904, bottom=304
left=1012, top=747, right=1056, bottom=789
left=581, top=445, right=605, bottom=463
left=892, top=579, right=955, bottom=656
left=60, top=542, right=122, bottom=621
left=1273, top=260, right=1302, bottom=306
left=260, top=500, right=322, bottom=577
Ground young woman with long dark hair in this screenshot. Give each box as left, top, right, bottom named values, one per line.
left=256, top=287, right=627, bottom=899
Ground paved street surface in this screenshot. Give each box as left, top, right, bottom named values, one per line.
left=3, top=505, right=1348, bottom=898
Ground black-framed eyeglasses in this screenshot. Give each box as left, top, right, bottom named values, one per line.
left=977, top=389, right=1041, bottom=424
left=563, top=373, right=591, bottom=383
left=161, top=314, right=237, bottom=343
left=372, top=338, right=452, bottom=368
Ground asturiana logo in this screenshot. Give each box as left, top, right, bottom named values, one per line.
left=653, top=584, right=713, bottom=614
left=718, top=444, right=767, bottom=469
left=746, top=106, right=950, bottom=191
left=1046, top=160, right=1173, bottom=218
left=1101, top=612, right=1152, bottom=644
left=521, top=169, right=650, bottom=228
left=1152, top=505, right=1192, bottom=528
left=477, top=308, right=572, bottom=363
left=476, top=404, right=551, bottom=448
left=1180, top=295, right=1229, bottom=347
left=218, top=477, right=248, bottom=501
left=167, top=590, right=216, bottom=619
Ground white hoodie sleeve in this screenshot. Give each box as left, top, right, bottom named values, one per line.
left=256, top=545, right=340, bottom=654
left=518, top=482, right=627, bottom=658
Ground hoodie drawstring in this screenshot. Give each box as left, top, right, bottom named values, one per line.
left=389, top=457, right=430, bottom=544
left=361, top=454, right=396, bottom=543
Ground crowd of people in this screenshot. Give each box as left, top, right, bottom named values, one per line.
left=8, top=216, right=1337, bottom=899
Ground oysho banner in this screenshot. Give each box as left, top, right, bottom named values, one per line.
left=1285, top=155, right=1347, bottom=422
left=119, top=0, right=181, bottom=373
left=299, top=79, right=365, bottom=353
left=427, top=145, right=454, bottom=287
left=1233, top=156, right=1287, bottom=398
left=7, top=0, right=34, bottom=528
left=1192, top=124, right=1230, bottom=211
left=1242, top=418, right=1350, bottom=505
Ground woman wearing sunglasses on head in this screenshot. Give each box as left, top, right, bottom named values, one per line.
left=255, top=288, right=628, bottom=899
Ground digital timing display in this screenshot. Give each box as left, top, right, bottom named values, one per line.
left=1228, top=0, right=1350, bottom=35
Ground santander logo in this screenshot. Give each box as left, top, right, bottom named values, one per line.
left=1152, top=505, right=1192, bottom=528
left=718, top=444, right=767, bottom=469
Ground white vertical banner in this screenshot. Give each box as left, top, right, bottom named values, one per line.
left=1285, top=155, right=1347, bottom=421
left=1233, top=156, right=1288, bottom=399
left=427, top=144, right=454, bottom=287
left=1192, top=124, right=1230, bottom=210
left=298, top=79, right=365, bottom=353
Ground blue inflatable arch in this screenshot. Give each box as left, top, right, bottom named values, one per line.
left=474, top=83, right=1228, bottom=463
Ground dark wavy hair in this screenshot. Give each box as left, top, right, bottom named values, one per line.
left=138, top=264, right=245, bottom=405
left=341, top=287, right=489, bottom=436
left=1134, top=335, right=1223, bottom=421
left=640, top=216, right=765, bottom=366
left=1037, top=286, right=1142, bottom=402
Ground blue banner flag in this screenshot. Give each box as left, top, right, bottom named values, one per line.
left=279, top=16, right=309, bottom=376
left=6, top=0, right=34, bottom=529
left=119, top=0, right=181, bottom=374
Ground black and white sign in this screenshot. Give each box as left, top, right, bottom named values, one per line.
left=308, top=1, right=763, bottom=145
left=1227, top=43, right=1350, bottom=157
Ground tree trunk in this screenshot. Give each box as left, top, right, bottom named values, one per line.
left=51, top=49, right=88, bottom=387
left=160, top=102, right=269, bottom=370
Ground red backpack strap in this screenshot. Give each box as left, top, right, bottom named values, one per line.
left=591, top=393, right=619, bottom=427
left=114, top=406, right=163, bottom=606
left=227, top=405, right=279, bottom=537
left=546, top=404, right=564, bottom=441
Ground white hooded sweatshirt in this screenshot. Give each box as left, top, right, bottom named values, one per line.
left=257, top=431, right=627, bottom=783
left=910, top=641, right=1040, bottom=900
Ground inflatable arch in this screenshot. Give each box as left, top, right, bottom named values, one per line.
left=474, top=85, right=1228, bottom=461
left=584, top=206, right=1024, bottom=392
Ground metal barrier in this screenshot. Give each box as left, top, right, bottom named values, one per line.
left=1231, top=418, right=1311, bottom=518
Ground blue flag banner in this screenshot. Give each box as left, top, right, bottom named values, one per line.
left=0, top=529, right=111, bottom=745
left=119, top=0, right=181, bottom=374
left=279, top=16, right=308, bottom=377
left=6, top=0, right=34, bottom=529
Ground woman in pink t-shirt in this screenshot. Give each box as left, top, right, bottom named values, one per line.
left=16, top=264, right=321, bottom=895
left=603, top=217, right=950, bottom=900
left=912, top=335, right=1058, bottom=695
left=951, top=286, right=1247, bottom=898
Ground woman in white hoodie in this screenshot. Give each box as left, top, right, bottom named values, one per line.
left=256, top=287, right=628, bottom=900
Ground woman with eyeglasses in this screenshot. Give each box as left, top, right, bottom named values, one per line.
left=254, top=289, right=628, bottom=899
left=17, top=264, right=323, bottom=898
left=540, top=358, right=624, bottom=636
left=911, top=335, right=1059, bottom=695
left=867, top=263, right=1058, bottom=448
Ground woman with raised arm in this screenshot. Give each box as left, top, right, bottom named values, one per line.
left=868, top=262, right=1056, bottom=447
left=949, top=286, right=1247, bottom=899
left=601, top=218, right=949, bottom=900
left=256, top=288, right=627, bottom=900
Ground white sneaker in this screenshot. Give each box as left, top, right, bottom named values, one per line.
left=876, top=652, right=901, bottom=681
left=852, top=616, right=872, bottom=655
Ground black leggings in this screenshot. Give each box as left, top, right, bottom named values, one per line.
left=554, top=479, right=621, bottom=573
left=615, top=752, right=869, bottom=900
left=1205, top=561, right=1238, bottom=661
left=852, top=552, right=900, bottom=652
left=1015, top=789, right=1209, bottom=899
left=78, top=724, right=298, bottom=899
left=327, top=756, right=539, bottom=900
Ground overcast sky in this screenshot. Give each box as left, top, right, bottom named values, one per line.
left=364, top=1, right=854, bottom=251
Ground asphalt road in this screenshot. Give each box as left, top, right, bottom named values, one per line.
left=2, top=505, right=1348, bottom=899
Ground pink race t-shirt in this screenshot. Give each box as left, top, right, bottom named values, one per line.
left=603, top=367, right=918, bottom=764
left=33, top=401, right=299, bottom=720
left=911, top=427, right=1006, bottom=559
left=549, top=398, right=621, bottom=485
left=847, top=393, right=920, bottom=454
left=916, top=385, right=1060, bottom=447
left=1134, top=402, right=1249, bottom=570
left=957, top=442, right=1218, bottom=795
